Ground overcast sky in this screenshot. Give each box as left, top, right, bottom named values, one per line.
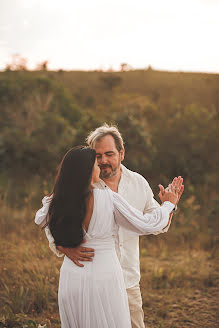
left=0, top=0, right=219, bottom=72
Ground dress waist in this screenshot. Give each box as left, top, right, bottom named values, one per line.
left=84, top=236, right=115, bottom=251
left=62, top=236, right=117, bottom=271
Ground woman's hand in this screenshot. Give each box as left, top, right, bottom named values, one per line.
left=158, top=188, right=178, bottom=205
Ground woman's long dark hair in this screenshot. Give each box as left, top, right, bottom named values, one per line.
left=47, top=146, right=96, bottom=248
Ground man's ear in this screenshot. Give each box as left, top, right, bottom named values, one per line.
left=120, top=148, right=125, bottom=162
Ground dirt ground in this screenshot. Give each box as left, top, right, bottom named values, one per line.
left=141, top=252, right=219, bottom=328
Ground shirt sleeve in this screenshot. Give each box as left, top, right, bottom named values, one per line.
left=113, top=191, right=175, bottom=235
left=34, top=195, right=64, bottom=257
left=142, top=179, right=160, bottom=214
left=34, top=195, right=52, bottom=227
left=45, top=226, right=64, bottom=257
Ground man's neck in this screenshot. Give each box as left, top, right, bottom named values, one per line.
left=102, top=166, right=122, bottom=192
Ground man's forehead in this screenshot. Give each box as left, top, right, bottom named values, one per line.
left=94, top=135, right=117, bottom=152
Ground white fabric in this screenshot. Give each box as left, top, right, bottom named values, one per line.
left=94, top=164, right=161, bottom=288
left=34, top=165, right=171, bottom=288
left=45, top=226, right=64, bottom=257
left=113, top=193, right=173, bottom=235
left=35, top=195, right=64, bottom=257
left=35, top=194, right=52, bottom=227
left=126, top=285, right=144, bottom=328
left=35, top=188, right=174, bottom=328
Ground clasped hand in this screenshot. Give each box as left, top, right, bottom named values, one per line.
left=57, top=176, right=184, bottom=266
left=158, top=176, right=184, bottom=205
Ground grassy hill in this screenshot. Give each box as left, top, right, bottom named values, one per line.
left=0, top=69, right=218, bottom=327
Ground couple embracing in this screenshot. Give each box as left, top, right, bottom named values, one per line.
left=35, top=124, right=184, bottom=328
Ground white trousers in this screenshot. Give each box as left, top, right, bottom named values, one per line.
left=126, top=285, right=145, bottom=328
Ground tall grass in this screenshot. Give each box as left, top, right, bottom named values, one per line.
left=0, top=188, right=218, bottom=327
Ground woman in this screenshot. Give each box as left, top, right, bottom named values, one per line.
left=35, top=146, right=179, bottom=328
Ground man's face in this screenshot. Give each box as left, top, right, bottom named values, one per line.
left=94, top=135, right=124, bottom=179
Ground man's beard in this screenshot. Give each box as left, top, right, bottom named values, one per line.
left=99, top=164, right=117, bottom=179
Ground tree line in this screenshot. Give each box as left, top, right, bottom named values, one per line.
left=0, top=70, right=218, bottom=214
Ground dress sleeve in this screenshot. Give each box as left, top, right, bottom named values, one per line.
left=34, top=195, right=64, bottom=257
left=113, top=191, right=175, bottom=235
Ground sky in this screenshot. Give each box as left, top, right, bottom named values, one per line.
left=0, top=0, right=219, bottom=73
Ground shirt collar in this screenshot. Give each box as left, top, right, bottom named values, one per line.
left=120, top=164, right=130, bottom=177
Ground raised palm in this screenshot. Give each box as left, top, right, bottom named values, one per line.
left=158, top=176, right=184, bottom=204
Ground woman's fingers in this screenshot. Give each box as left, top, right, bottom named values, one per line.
left=159, top=177, right=184, bottom=205
left=165, top=184, right=171, bottom=192
left=171, top=176, right=183, bottom=194
left=158, top=184, right=165, bottom=195
left=178, top=185, right=184, bottom=201
left=176, top=176, right=183, bottom=189
left=172, top=177, right=178, bottom=187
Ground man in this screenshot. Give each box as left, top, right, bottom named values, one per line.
left=43, top=124, right=183, bottom=328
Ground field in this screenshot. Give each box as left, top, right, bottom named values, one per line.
left=0, top=68, right=218, bottom=327
left=0, top=203, right=218, bottom=328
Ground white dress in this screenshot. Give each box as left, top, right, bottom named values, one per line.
left=35, top=188, right=174, bottom=328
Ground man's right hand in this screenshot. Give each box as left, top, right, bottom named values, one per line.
left=56, top=241, right=95, bottom=267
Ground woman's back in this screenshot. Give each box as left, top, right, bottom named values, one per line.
left=36, top=187, right=175, bottom=327
left=59, top=188, right=131, bottom=328
left=83, top=188, right=117, bottom=241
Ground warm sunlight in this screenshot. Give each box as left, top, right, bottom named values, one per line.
left=0, top=0, right=219, bottom=72
left=1, top=2, right=219, bottom=327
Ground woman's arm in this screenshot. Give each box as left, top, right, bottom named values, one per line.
left=113, top=191, right=177, bottom=235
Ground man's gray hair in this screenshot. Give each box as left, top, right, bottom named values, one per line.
left=86, top=123, right=124, bottom=152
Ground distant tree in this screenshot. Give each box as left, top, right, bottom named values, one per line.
left=36, top=60, right=49, bottom=71
left=5, top=54, right=28, bottom=71
left=152, top=89, right=160, bottom=102
left=147, top=103, right=219, bottom=189
left=1, top=69, right=219, bottom=208
left=146, top=65, right=153, bottom=71
left=107, top=66, right=114, bottom=72
left=120, top=63, right=131, bottom=71
left=100, top=74, right=122, bottom=91
left=0, top=76, right=82, bottom=177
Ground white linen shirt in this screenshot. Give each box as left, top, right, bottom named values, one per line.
left=36, top=164, right=168, bottom=289
left=94, top=164, right=160, bottom=288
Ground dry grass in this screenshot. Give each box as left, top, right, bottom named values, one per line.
left=0, top=204, right=218, bottom=328
left=140, top=249, right=219, bottom=327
